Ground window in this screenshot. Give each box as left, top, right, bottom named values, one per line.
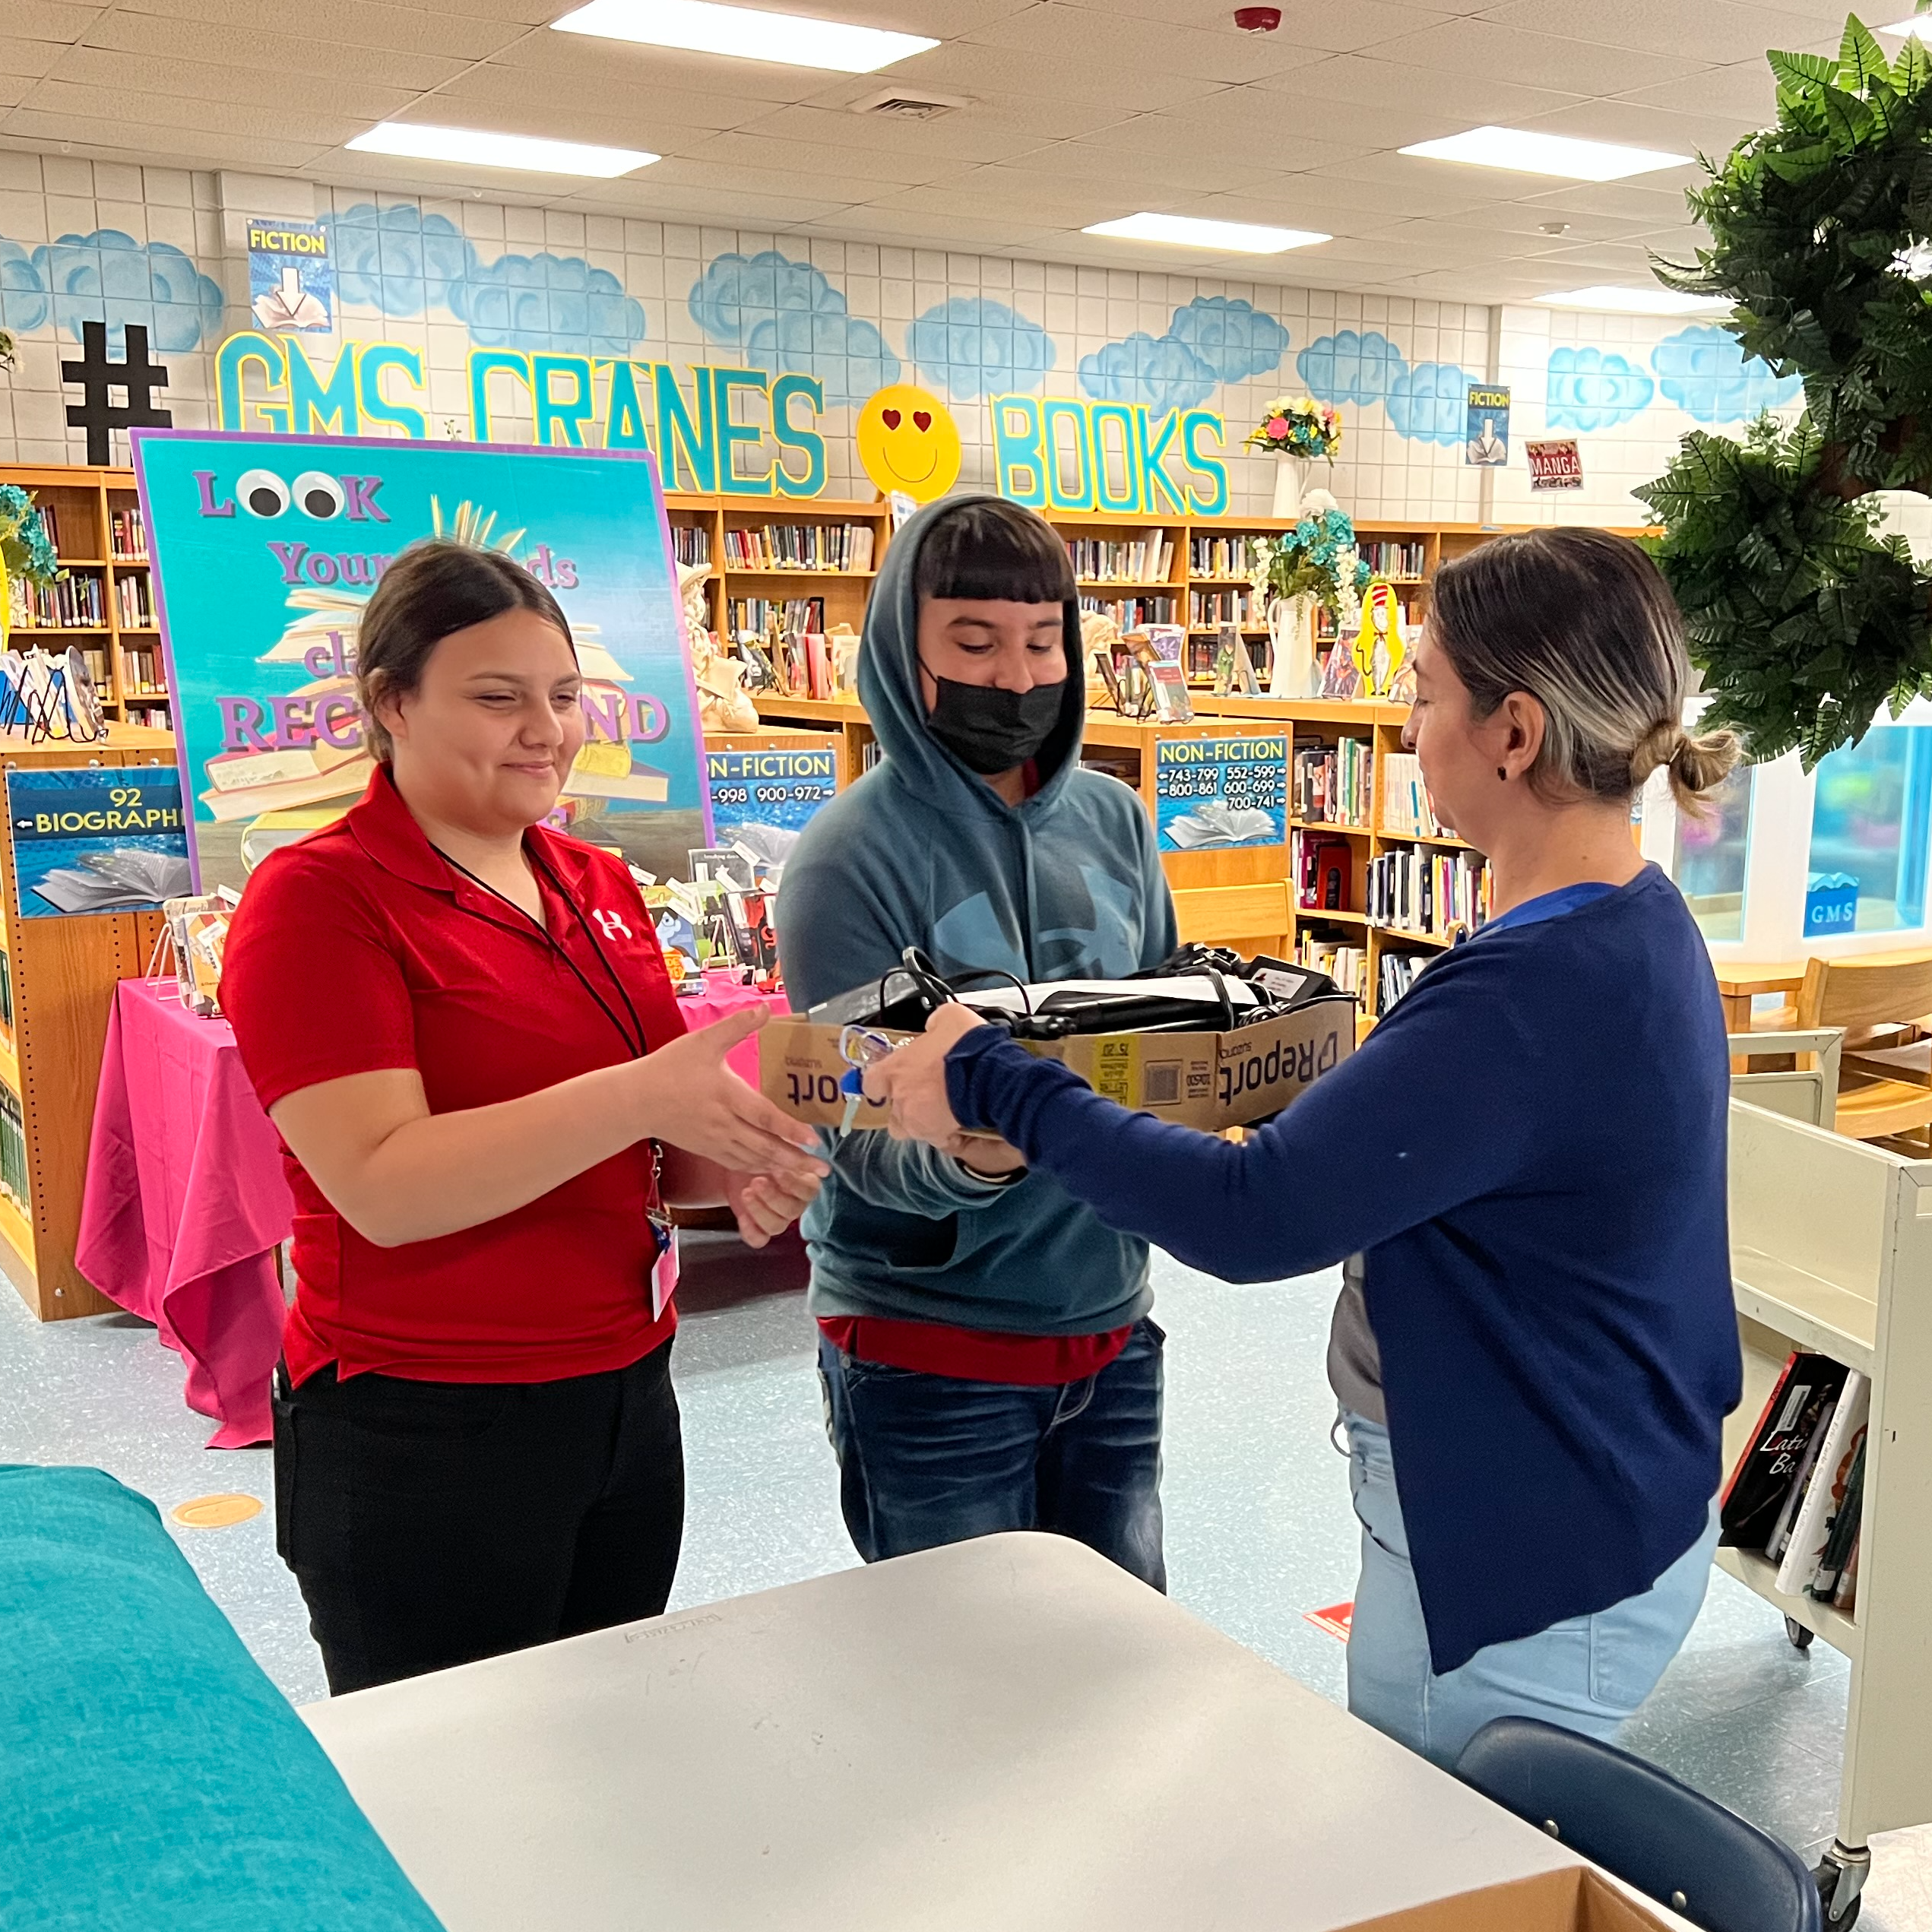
left=1807, top=725, right=1932, bottom=934
left=1674, top=762, right=1754, bottom=942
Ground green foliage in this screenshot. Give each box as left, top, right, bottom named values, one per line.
left=1635, top=418, right=1932, bottom=766
left=0, top=485, right=58, bottom=589
left=1640, top=12, right=1932, bottom=764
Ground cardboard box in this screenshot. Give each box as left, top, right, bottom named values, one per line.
left=1347, top=1867, right=1683, bottom=1930
left=759, top=995, right=1355, bottom=1133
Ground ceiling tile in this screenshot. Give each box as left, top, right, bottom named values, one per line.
left=47, top=43, right=421, bottom=119
left=739, top=100, right=1137, bottom=160
left=1367, top=15, right=1704, bottom=93
left=1471, top=0, right=1835, bottom=65
left=1251, top=49, right=1583, bottom=121
left=1617, top=59, right=1781, bottom=120
left=9, top=4, right=104, bottom=46
left=117, top=0, right=532, bottom=61
left=0, top=106, right=325, bottom=169
left=880, top=39, right=1228, bottom=109
left=81, top=9, right=471, bottom=89
left=21, top=78, right=365, bottom=147
left=961, top=6, right=1328, bottom=83
left=433, top=64, right=774, bottom=135
left=1059, top=0, right=1461, bottom=53
left=672, top=130, right=961, bottom=187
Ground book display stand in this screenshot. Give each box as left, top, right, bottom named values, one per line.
left=1724, top=1099, right=1932, bottom=1921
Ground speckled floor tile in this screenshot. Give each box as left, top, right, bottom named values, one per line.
left=4, top=1240, right=1924, bottom=1927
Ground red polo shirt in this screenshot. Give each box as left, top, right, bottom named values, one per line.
left=220, top=767, right=687, bottom=1388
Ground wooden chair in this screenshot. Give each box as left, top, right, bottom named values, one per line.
left=1170, top=882, right=1294, bottom=959
left=1794, top=953, right=1932, bottom=1143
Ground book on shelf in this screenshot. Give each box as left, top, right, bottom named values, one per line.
left=0, top=1083, right=24, bottom=1208
left=114, top=575, right=155, bottom=628
left=1381, top=752, right=1455, bottom=838
left=1294, top=736, right=1371, bottom=827
left=670, top=524, right=711, bottom=569
left=729, top=596, right=825, bottom=644
left=1187, top=534, right=1259, bottom=580
left=1294, top=830, right=1353, bottom=912
left=1719, top=1352, right=1853, bottom=1551
left=0, top=947, right=14, bottom=1044
left=1360, top=539, right=1426, bottom=579
left=1378, top=949, right=1426, bottom=1015
left=1079, top=593, right=1177, bottom=629
left=1367, top=847, right=1488, bottom=937
left=109, top=504, right=148, bottom=561
left=11, top=572, right=105, bottom=629
left=30, top=504, right=61, bottom=557
left=1297, top=933, right=1367, bottom=1009
left=1189, top=587, right=1264, bottom=630
left=1773, top=1370, right=1870, bottom=1598
left=1066, top=532, right=1172, bottom=583
left=721, top=523, right=874, bottom=572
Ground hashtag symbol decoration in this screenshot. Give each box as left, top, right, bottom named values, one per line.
left=60, top=320, right=173, bottom=466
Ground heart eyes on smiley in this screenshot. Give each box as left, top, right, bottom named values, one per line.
left=881, top=408, right=901, bottom=429
left=914, top=410, right=932, bottom=431
left=879, top=407, right=933, bottom=432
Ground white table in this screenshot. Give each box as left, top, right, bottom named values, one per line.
left=305, top=1533, right=1594, bottom=1932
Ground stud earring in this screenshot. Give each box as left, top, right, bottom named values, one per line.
left=1497, top=765, right=1508, bottom=781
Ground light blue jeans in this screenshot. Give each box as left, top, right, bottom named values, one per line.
left=1341, top=1409, right=1720, bottom=1769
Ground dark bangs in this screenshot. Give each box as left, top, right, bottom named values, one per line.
left=914, top=498, right=1076, bottom=605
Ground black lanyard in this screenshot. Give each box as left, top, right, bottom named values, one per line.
left=432, top=844, right=651, bottom=1063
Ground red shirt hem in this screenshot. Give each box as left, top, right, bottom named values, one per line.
left=283, top=1303, right=677, bottom=1389
left=817, top=1314, right=1133, bottom=1386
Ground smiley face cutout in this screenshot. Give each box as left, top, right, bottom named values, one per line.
left=856, top=384, right=962, bottom=502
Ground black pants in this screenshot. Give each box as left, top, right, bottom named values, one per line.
left=273, top=1341, right=684, bottom=1696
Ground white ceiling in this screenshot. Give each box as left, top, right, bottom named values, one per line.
left=0, top=0, right=1855, bottom=300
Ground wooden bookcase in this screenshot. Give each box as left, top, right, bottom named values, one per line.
left=1, top=464, right=167, bottom=729
left=0, top=724, right=176, bottom=1319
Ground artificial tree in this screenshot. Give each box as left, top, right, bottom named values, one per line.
left=1639, top=12, right=1932, bottom=765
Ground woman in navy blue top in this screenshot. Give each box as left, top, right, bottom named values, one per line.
left=869, top=528, right=1745, bottom=1767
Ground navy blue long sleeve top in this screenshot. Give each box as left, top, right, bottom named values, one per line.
left=944, top=864, right=1742, bottom=1673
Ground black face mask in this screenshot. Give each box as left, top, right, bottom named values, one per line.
left=923, top=672, right=1066, bottom=775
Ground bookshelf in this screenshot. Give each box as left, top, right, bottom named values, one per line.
left=1, top=464, right=168, bottom=730
left=0, top=724, right=177, bottom=1320
left=1722, top=1101, right=1932, bottom=1915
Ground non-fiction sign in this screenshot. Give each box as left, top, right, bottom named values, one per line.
left=1525, top=438, right=1583, bottom=490
left=1465, top=385, right=1510, bottom=467
left=1154, top=735, right=1287, bottom=852
left=6, top=765, right=191, bottom=918
left=132, top=428, right=710, bottom=893
left=705, top=744, right=838, bottom=863
left=248, top=218, right=333, bottom=333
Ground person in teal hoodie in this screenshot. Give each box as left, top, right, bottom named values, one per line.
left=775, top=494, right=1178, bottom=1586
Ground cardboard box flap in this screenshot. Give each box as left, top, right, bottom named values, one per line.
left=1338, top=1867, right=1683, bottom=1932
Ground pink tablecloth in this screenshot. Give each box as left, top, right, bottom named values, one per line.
left=78, top=980, right=293, bottom=1449
left=678, top=971, right=790, bottom=1080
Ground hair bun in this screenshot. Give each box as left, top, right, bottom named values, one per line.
left=1670, top=727, right=1741, bottom=802
left=1628, top=720, right=1683, bottom=788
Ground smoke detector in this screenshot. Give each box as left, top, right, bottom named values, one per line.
left=1234, top=7, right=1281, bottom=29
left=850, top=86, right=971, bottom=121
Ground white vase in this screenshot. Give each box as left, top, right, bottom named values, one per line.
left=1266, top=592, right=1319, bottom=700
left=1271, top=452, right=1314, bottom=518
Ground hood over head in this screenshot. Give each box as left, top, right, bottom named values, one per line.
left=856, top=493, right=1085, bottom=813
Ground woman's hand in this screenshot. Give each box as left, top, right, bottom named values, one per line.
left=725, top=1167, right=822, bottom=1248
left=864, top=1002, right=991, bottom=1147
left=635, top=1007, right=828, bottom=1184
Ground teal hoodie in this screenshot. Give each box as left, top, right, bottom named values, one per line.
left=775, top=495, right=1177, bottom=1335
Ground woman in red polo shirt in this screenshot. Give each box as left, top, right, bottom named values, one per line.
left=220, top=538, right=827, bottom=1696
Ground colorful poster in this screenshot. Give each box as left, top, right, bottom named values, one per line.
left=705, top=745, right=838, bottom=867
left=6, top=765, right=191, bottom=918
left=248, top=217, right=334, bottom=333
left=131, top=429, right=710, bottom=894
left=1525, top=438, right=1584, bottom=490
left=1465, top=385, right=1511, bottom=467
left=1154, top=735, right=1287, bottom=851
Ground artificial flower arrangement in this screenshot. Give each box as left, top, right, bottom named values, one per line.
left=0, top=484, right=60, bottom=648
left=1245, top=396, right=1343, bottom=461
left=1249, top=501, right=1372, bottom=616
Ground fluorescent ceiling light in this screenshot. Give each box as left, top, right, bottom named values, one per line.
left=1536, top=285, right=1730, bottom=315
left=1401, top=125, right=1692, bottom=181
left=552, top=0, right=936, bottom=71
left=1083, top=212, right=1329, bottom=254
left=347, top=122, right=657, bottom=176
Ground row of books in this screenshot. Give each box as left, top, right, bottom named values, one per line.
left=1380, top=752, right=1452, bottom=839
left=1189, top=589, right=1265, bottom=630
left=10, top=574, right=105, bottom=629
left=738, top=631, right=839, bottom=702
left=1721, top=1353, right=1868, bottom=1612
left=109, top=505, right=148, bottom=562
left=130, top=702, right=173, bottom=730
left=1294, top=736, right=1372, bottom=827
left=0, top=1085, right=26, bottom=1208
left=1067, top=534, right=1173, bottom=583
left=721, top=523, right=876, bottom=572
left=670, top=524, right=711, bottom=569
left=1294, top=831, right=1353, bottom=914
left=1188, top=534, right=1259, bottom=580
left=1360, top=540, right=1427, bottom=579
left=76, top=647, right=110, bottom=692
left=1378, top=950, right=1427, bottom=1015
left=1366, top=847, right=1489, bottom=936
left=728, top=597, right=825, bottom=641
left=121, top=644, right=167, bottom=695
left=29, top=505, right=63, bottom=556
left=0, top=946, right=14, bottom=1048
left=1080, top=594, right=1177, bottom=629
left=114, top=575, right=155, bottom=628
left=1296, top=933, right=1367, bottom=1009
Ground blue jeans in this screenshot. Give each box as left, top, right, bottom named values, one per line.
left=1342, top=1409, right=1718, bottom=1769
left=816, top=1319, right=1166, bottom=1590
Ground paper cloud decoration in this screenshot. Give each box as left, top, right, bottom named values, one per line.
left=1547, top=346, right=1655, bottom=432
left=327, top=204, right=645, bottom=356
left=1388, top=362, right=1474, bottom=445
left=0, top=230, right=225, bottom=352
left=689, top=249, right=846, bottom=344
left=1651, top=325, right=1801, bottom=423
left=907, top=296, right=1054, bottom=401
left=1078, top=331, right=1218, bottom=415
left=1297, top=329, right=1406, bottom=406
left=1165, top=295, right=1289, bottom=384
